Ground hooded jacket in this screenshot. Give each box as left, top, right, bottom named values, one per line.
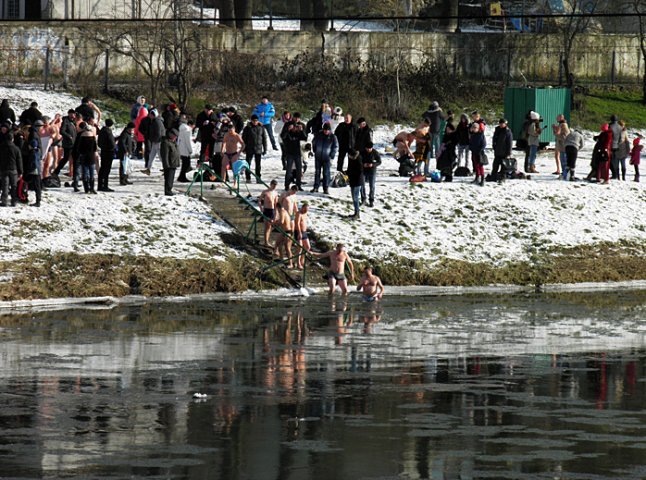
left=0, top=135, right=22, bottom=173
left=242, top=122, right=268, bottom=155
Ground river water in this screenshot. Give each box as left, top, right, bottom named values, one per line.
left=0, top=292, right=645, bottom=479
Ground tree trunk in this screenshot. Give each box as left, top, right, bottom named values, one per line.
left=234, top=0, right=252, bottom=30
left=300, top=0, right=314, bottom=31
left=313, top=0, right=327, bottom=31
left=643, top=52, right=646, bottom=106
left=218, top=0, right=236, bottom=27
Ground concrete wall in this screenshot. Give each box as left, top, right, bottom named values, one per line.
left=0, top=23, right=641, bottom=85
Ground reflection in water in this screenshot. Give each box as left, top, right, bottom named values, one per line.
left=0, top=293, right=644, bottom=479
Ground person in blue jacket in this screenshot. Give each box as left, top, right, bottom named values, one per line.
left=252, top=96, right=278, bottom=151
left=311, top=123, right=338, bottom=194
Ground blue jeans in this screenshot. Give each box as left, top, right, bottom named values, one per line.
left=528, top=145, right=538, bottom=167
left=560, top=151, right=568, bottom=180
left=351, top=186, right=361, bottom=215
left=428, top=133, right=441, bottom=159
left=263, top=124, right=277, bottom=149
left=314, top=158, right=331, bottom=191
left=361, top=169, right=376, bottom=203
left=82, top=163, right=95, bottom=182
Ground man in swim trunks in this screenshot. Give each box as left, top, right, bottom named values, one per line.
left=272, top=203, right=294, bottom=268
left=221, top=125, right=245, bottom=182
left=314, top=243, right=355, bottom=295
left=278, top=185, right=298, bottom=225
left=258, top=179, right=279, bottom=246
left=294, top=202, right=310, bottom=269
left=356, top=266, right=384, bottom=301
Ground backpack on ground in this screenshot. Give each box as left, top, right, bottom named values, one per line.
left=398, top=156, right=415, bottom=177
left=42, top=175, right=61, bottom=188
left=454, top=166, right=471, bottom=177
left=331, top=171, right=348, bottom=188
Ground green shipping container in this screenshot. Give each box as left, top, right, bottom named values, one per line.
left=504, top=87, right=571, bottom=144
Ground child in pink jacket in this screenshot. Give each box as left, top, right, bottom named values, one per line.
left=630, top=136, right=642, bottom=182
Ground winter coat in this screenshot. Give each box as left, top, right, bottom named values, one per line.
left=616, top=130, right=631, bottom=159
left=281, top=125, right=307, bottom=156
left=177, top=123, right=193, bottom=157
left=0, top=137, right=22, bottom=173
left=306, top=111, right=324, bottom=135
left=160, top=135, right=180, bottom=169
left=334, top=121, right=358, bottom=149
left=214, top=121, right=230, bottom=144
left=77, top=135, right=97, bottom=165
left=564, top=130, right=584, bottom=151
left=312, top=131, right=338, bottom=163
left=346, top=151, right=364, bottom=187
left=492, top=126, right=513, bottom=158
left=354, top=125, right=373, bottom=153
left=60, top=116, right=77, bottom=149
left=21, top=128, right=42, bottom=174
left=117, top=129, right=136, bottom=158
left=610, top=121, right=623, bottom=150
left=146, top=117, right=166, bottom=143
left=195, top=110, right=212, bottom=142
left=252, top=102, right=275, bottom=126
left=97, top=126, right=116, bottom=153
left=592, top=131, right=612, bottom=164
left=437, top=131, right=458, bottom=172
left=0, top=100, right=15, bottom=125
left=468, top=121, right=486, bottom=153
left=456, top=120, right=470, bottom=146
left=134, top=107, right=148, bottom=143
left=630, top=145, right=642, bottom=166
left=526, top=122, right=541, bottom=147
left=423, top=108, right=444, bottom=134
left=19, top=106, right=42, bottom=126
left=242, top=123, right=268, bottom=155
left=162, top=109, right=179, bottom=130
left=361, top=148, right=381, bottom=173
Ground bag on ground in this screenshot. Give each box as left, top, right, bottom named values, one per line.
left=454, top=166, right=471, bottom=177
left=17, top=176, right=28, bottom=203
left=42, top=175, right=61, bottom=188
left=331, top=171, right=348, bottom=188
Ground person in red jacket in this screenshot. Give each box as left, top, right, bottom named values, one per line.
left=592, top=124, right=612, bottom=184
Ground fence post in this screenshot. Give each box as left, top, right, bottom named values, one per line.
left=103, top=49, right=109, bottom=94
left=611, top=50, right=616, bottom=85
left=44, top=46, right=50, bottom=91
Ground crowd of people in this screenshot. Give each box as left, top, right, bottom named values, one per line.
left=0, top=93, right=642, bottom=297
left=393, top=103, right=642, bottom=187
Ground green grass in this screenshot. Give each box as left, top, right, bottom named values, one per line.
left=572, top=87, right=646, bottom=130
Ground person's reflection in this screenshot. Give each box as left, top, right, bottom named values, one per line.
left=330, top=298, right=350, bottom=345
left=359, top=306, right=382, bottom=334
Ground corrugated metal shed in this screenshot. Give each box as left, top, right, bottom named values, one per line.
left=504, top=87, right=571, bottom=143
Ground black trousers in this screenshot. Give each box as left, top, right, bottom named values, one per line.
left=199, top=140, right=214, bottom=164
left=53, top=147, right=73, bottom=175
left=164, top=168, right=176, bottom=194
left=337, top=146, right=350, bottom=171
left=144, top=139, right=152, bottom=167
left=565, top=146, right=578, bottom=171
left=0, top=170, right=18, bottom=205
left=285, top=154, right=302, bottom=190
left=98, top=150, right=114, bottom=189
left=246, top=153, right=262, bottom=181
left=491, top=155, right=505, bottom=178
left=178, top=156, right=191, bottom=181
left=26, top=174, right=42, bottom=204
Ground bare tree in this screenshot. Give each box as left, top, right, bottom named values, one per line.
left=367, top=0, right=424, bottom=110
left=632, top=0, right=646, bottom=104
left=300, top=0, right=314, bottom=31
left=82, top=0, right=200, bottom=110
left=234, top=0, right=252, bottom=30
left=558, top=0, right=600, bottom=90
left=218, top=0, right=236, bottom=27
